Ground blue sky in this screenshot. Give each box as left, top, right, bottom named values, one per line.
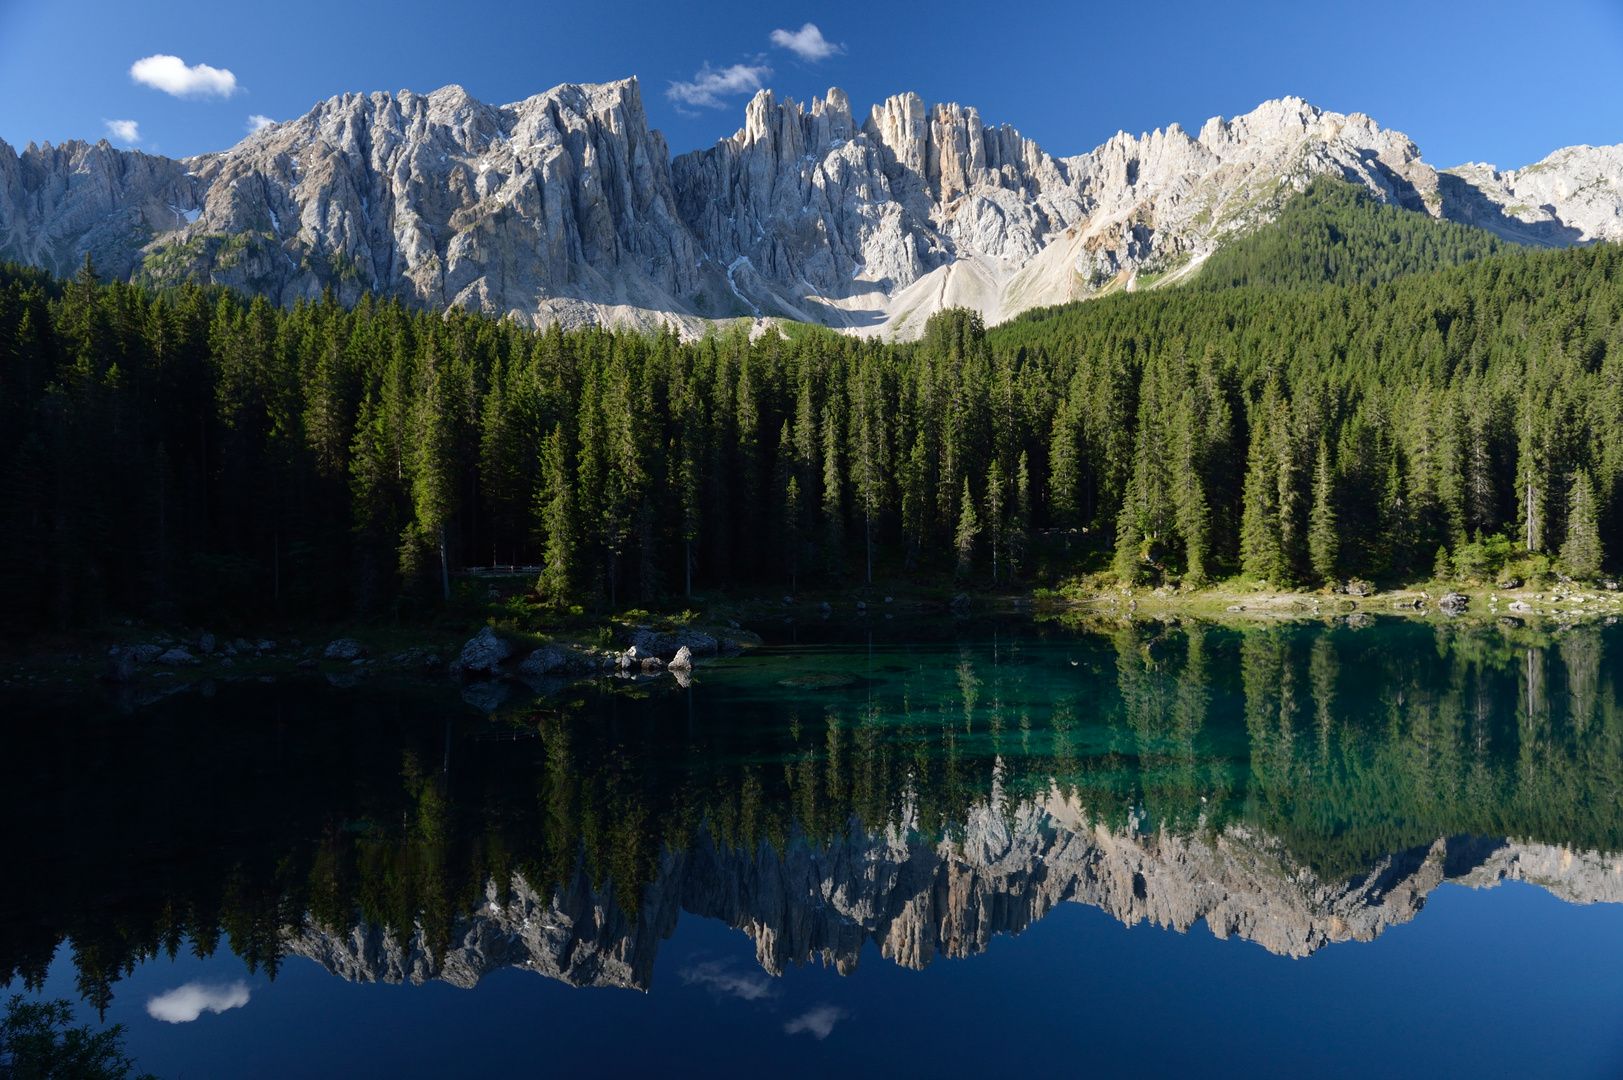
left=1, top=0, right=1619, bottom=171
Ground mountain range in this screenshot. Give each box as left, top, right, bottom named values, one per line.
left=285, top=791, right=1623, bottom=992
left=2, top=78, right=1620, bottom=337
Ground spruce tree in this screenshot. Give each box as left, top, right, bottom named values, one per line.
left=1239, top=400, right=1284, bottom=583
left=1560, top=468, right=1604, bottom=579
left=1433, top=544, right=1452, bottom=582
left=901, top=435, right=930, bottom=569
left=407, top=341, right=458, bottom=600
left=1011, top=450, right=1031, bottom=580
left=955, top=477, right=979, bottom=581
left=1172, top=385, right=1212, bottom=584
left=536, top=425, right=575, bottom=603
left=986, top=458, right=1006, bottom=584
left=678, top=408, right=703, bottom=597
left=1380, top=452, right=1413, bottom=575
left=785, top=475, right=803, bottom=595
left=1308, top=437, right=1339, bottom=586
left=1047, top=393, right=1082, bottom=530
left=1114, top=470, right=1149, bottom=584
left=820, top=400, right=843, bottom=576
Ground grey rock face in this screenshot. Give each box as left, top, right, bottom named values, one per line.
left=102, top=650, right=137, bottom=682
left=1441, top=145, right=1623, bottom=246
left=2, top=80, right=706, bottom=334
left=283, top=790, right=1623, bottom=994
left=0, top=139, right=199, bottom=280
left=673, top=91, right=1443, bottom=336
left=517, top=645, right=568, bottom=677
left=451, top=626, right=512, bottom=677
left=323, top=638, right=364, bottom=660
left=5, top=82, right=1621, bottom=339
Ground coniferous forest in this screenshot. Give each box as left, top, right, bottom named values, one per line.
left=1, top=180, right=1620, bottom=629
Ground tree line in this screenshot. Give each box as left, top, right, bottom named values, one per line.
left=2, top=212, right=1621, bottom=626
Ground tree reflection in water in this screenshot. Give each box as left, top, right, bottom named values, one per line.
left=4, top=617, right=1622, bottom=1011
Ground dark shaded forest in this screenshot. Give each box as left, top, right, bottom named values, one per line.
left=1, top=181, right=1619, bottom=629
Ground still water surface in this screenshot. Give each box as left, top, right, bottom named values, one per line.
left=6, top=615, right=1623, bottom=1077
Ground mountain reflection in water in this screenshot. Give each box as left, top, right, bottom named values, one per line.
left=5, top=616, right=1623, bottom=1009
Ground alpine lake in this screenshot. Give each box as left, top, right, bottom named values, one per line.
left=7, top=608, right=1623, bottom=1078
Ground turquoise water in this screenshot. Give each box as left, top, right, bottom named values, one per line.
left=6, top=614, right=1623, bottom=1077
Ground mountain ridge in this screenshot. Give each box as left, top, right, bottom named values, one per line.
left=283, top=792, right=1623, bottom=993
left=1, top=77, right=1619, bottom=338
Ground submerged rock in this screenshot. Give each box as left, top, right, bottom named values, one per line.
left=461, top=680, right=512, bottom=713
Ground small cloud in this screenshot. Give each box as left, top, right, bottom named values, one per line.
left=246, top=114, right=275, bottom=134
left=679, top=960, right=776, bottom=1001
left=130, top=54, right=238, bottom=99
left=146, top=981, right=251, bottom=1023
left=770, top=23, right=844, bottom=62
left=103, top=119, right=140, bottom=144
left=784, top=1004, right=848, bottom=1040
left=667, top=62, right=772, bottom=110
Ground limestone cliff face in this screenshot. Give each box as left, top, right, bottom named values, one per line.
left=281, top=791, right=1623, bottom=992
left=3, top=80, right=1620, bottom=338
left=1441, top=145, right=1623, bottom=246
left=1, top=80, right=710, bottom=333
left=0, top=139, right=199, bottom=280
left=671, top=93, right=1455, bottom=336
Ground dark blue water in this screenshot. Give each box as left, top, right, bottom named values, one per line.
left=8, top=616, right=1623, bottom=1078
left=23, top=882, right=1623, bottom=1079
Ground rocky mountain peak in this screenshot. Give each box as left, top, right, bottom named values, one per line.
left=1, top=80, right=1619, bottom=338
left=283, top=793, right=1623, bottom=994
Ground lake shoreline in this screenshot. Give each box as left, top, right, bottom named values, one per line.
left=3, top=576, right=1619, bottom=691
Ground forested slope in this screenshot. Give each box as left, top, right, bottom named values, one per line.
left=1, top=237, right=1620, bottom=628
left=1192, top=175, right=1510, bottom=291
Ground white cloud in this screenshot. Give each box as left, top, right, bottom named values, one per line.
left=103, top=119, right=140, bottom=144
left=246, top=114, right=275, bottom=134
left=667, top=62, right=772, bottom=110
left=130, top=54, right=238, bottom=99
left=679, top=960, right=776, bottom=1001
left=146, top=981, right=251, bottom=1023
left=770, top=23, right=844, bottom=62
left=784, top=1004, right=848, bottom=1039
